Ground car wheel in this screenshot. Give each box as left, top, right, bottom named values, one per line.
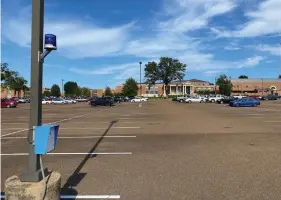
left=188, top=100, right=192, bottom=103
left=252, top=104, right=257, bottom=107
left=235, top=104, right=239, bottom=107
left=211, top=99, right=215, bottom=103
left=200, top=100, right=203, bottom=103
left=220, top=101, right=223, bottom=104
left=180, top=99, right=183, bottom=103
left=7, top=105, right=11, bottom=108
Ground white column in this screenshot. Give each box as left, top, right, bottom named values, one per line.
left=169, top=85, right=171, bottom=94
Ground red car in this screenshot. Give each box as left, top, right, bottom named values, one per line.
left=249, top=95, right=262, bottom=100
left=1, top=98, right=18, bottom=108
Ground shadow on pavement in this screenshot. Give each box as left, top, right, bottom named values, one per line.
left=61, top=120, right=118, bottom=196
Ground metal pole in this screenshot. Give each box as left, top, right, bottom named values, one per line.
left=215, top=77, right=217, bottom=94
left=139, top=62, right=142, bottom=96
left=262, top=78, right=264, bottom=96
left=61, top=79, right=64, bottom=97
left=20, top=0, right=45, bottom=182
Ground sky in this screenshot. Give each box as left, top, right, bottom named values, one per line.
left=1, top=0, right=281, bottom=89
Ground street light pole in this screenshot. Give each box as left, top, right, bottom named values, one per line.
left=139, top=62, right=142, bottom=96
left=61, top=79, right=64, bottom=97
left=20, top=0, right=45, bottom=182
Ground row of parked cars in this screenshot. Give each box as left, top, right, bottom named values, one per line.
left=173, top=94, right=280, bottom=107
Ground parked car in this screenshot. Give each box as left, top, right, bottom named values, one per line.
left=113, top=97, right=122, bottom=103
left=261, top=95, right=278, bottom=100
left=90, top=97, right=114, bottom=106
left=1, top=98, right=18, bottom=108
left=248, top=95, right=262, bottom=100
left=207, top=94, right=224, bottom=103
left=184, top=97, right=205, bottom=103
left=17, top=98, right=28, bottom=103
left=232, top=94, right=248, bottom=99
left=229, top=98, right=260, bottom=107
left=64, top=97, right=77, bottom=104
left=75, top=97, right=87, bottom=102
left=131, top=97, right=147, bottom=102
left=217, top=96, right=237, bottom=104
left=10, top=97, right=19, bottom=103
left=42, top=99, right=52, bottom=104
left=51, top=98, right=67, bottom=104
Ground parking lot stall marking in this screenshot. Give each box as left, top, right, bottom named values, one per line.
left=59, top=127, right=141, bottom=130
left=0, top=195, right=120, bottom=199
left=1, top=136, right=137, bottom=140
left=1, top=110, right=105, bottom=138
left=1, top=152, right=132, bottom=156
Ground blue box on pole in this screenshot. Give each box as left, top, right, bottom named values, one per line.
left=34, top=124, right=59, bottom=154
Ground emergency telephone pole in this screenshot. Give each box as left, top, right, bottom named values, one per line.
left=20, top=0, right=45, bottom=182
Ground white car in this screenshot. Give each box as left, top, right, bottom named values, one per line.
left=232, top=94, right=248, bottom=99
left=131, top=97, right=147, bottom=102
left=64, top=98, right=77, bottom=104
left=42, top=99, right=52, bottom=104
left=75, top=98, right=87, bottom=102
left=185, top=97, right=205, bottom=103
left=207, top=94, right=224, bottom=103
left=51, top=98, right=67, bottom=104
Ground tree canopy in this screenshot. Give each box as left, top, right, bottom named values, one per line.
left=81, top=87, right=91, bottom=96
left=104, top=87, right=113, bottom=97
left=238, top=75, right=248, bottom=79
left=43, top=90, right=51, bottom=97
left=75, top=87, right=82, bottom=96
left=1, top=63, right=28, bottom=96
left=64, top=81, right=78, bottom=96
left=216, top=74, right=232, bottom=96
left=122, top=77, right=138, bottom=96
left=278, top=75, right=281, bottom=79
left=51, top=84, right=61, bottom=97
left=144, top=57, right=186, bottom=96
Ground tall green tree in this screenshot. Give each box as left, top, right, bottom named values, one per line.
left=75, top=87, right=82, bottom=96
left=144, top=57, right=186, bottom=96
left=122, top=77, right=138, bottom=96
left=81, top=87, right=91, bottom=96
left=216, top=74, right=232, bottom=96
left=238, top=75, right=248, bottom=79
left=13, top=76, right=28, bottom=96
left=278, top=75, right=281, bottom=79
left=51, top=84, right=61, bottom=97
left=104, top=87, right=113, bottom=97
left=64, top=81, right=78, bottom=96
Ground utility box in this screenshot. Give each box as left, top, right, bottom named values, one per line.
left=34, top=124, right=59, bottom=154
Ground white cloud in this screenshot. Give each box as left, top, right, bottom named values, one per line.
left=255, top=44, right=281, bottom=56
left=237, top=56, right=265, bottom=68
left=159, top=0, right=237, bottom=33
left=2, top=6, right=135, bottom=58
left=212, top=0, right=281, bottom=37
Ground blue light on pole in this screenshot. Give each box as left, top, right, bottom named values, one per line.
left=44, top=34, right=57, bottom=50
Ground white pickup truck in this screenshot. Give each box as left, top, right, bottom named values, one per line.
left=232, top=94, right=248, bottom=99
left=207, top=94, right=224, bottom=103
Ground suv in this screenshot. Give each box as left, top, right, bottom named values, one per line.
left=261, top=95, right=278, bottom=100
left=90, top=97, right=114, bottom=106
left=207, top=94, right=224, bottom=103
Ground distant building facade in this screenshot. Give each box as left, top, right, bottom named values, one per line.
left=91, top=89, right=103, bottom=97
left=112, top=79, right=215, bottom=97
left=231, top=78, right=281, bottom=95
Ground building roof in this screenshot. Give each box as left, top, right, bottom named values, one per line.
left=186, top=79, right=209, bottom=83
left=231, top=78, right=281, bottom=83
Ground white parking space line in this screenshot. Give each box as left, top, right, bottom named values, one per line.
left=1, top=136, right=137, bottom=140
left=1, top=123, right=28, bottom=125
left=59, top=127, right=140, bottom=130
left=0, top=112, right=97, bottom=138
left=0, top=195, right=120, bottom=199
left=1, top=152, right=132, bottom=156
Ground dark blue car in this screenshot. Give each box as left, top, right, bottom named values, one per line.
left=229, top=98, right=260, bottom=107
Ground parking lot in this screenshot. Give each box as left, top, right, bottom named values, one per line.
left=1, top=100, right=281, bottom=199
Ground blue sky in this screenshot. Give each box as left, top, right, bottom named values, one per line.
left=2, top=0, right=281, bottom=89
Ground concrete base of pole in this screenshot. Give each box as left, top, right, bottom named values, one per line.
left=4, top=171, right=61, bottom=200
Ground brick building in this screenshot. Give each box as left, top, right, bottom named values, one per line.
left=1, top=87, right=25, bottom=98
left=91, top=89, right=104, bottom=97
left=112, top=79, right=215, bottom=97
left=231, top=78, right=281, bottom=95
